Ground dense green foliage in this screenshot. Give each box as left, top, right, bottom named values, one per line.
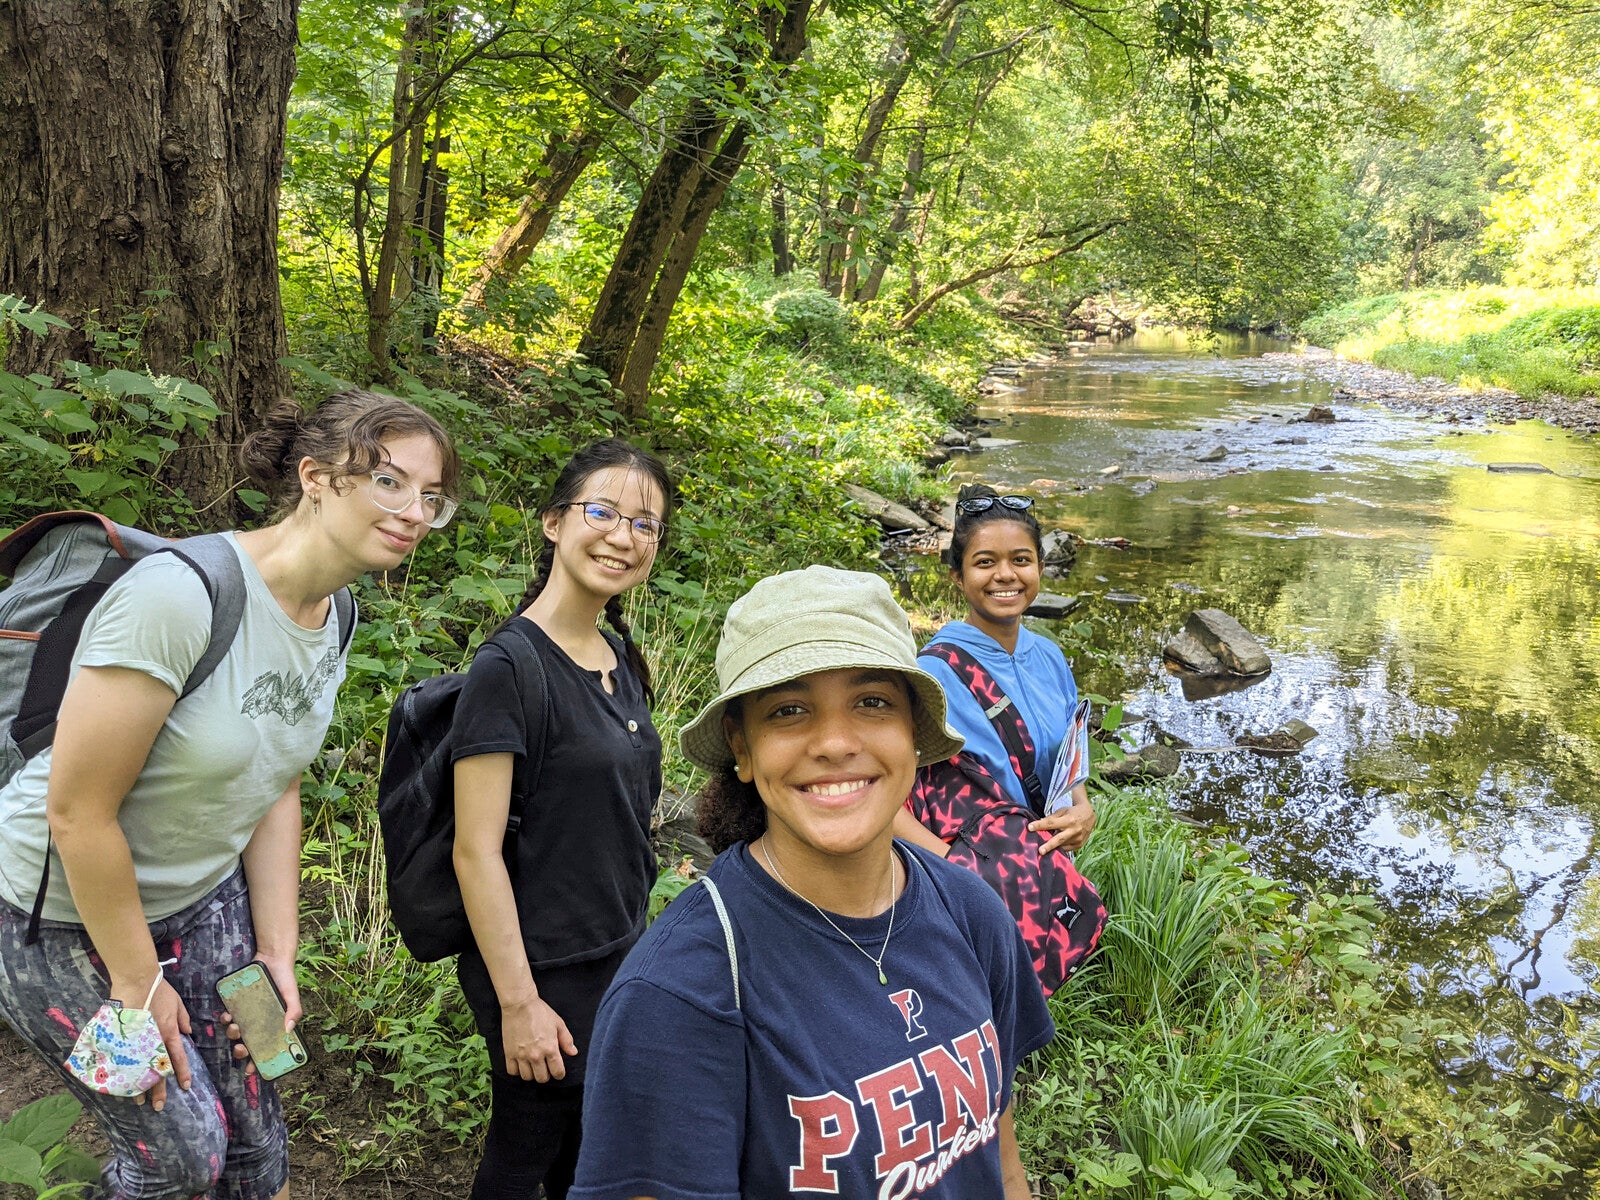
left=1302, top=287, right=1600, bottom=398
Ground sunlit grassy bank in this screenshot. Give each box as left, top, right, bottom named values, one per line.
left=1301, top=287, right=1600, bottom=400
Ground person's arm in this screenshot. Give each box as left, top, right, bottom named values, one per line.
left=241, top=779, right=304, bottom=1022
left=1028, top=781, right=1096, bottom=854
left=998, top=1108, right=1030, bottom=1199
left=453, top=752, right=576, bottom=1082
left=48, top=664, right=190, bottom=1107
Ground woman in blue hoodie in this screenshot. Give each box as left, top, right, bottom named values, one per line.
left=895, top=483, right=1097, bottom=857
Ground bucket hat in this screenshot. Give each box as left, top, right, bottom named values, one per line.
left=679, top=565, right=964, bottom=773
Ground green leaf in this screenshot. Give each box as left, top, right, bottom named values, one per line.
left=2, top=1092, right=81, bottom=1154
left=62, top=469, right=110, bottom=496
left=45, top=411, right=97, bottom=434
left=0, top=1140, right=45, bottom=1188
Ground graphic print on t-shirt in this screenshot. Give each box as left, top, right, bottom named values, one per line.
left=889, top=989, right=928, bottom=1042
left=788, top=1017, right=1005, bottom=1198
left=241, top=647, right=341, bottom=725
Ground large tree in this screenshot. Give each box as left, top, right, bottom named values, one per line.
left=0, top=1, right=298, bottom=511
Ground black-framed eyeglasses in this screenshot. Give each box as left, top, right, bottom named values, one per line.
left=955, top=494, right=1034, bottom=516
left=364, top=472, right=459, bottom=528
left=561, top=501, right=666, bottom=543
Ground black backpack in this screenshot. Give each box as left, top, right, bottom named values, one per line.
left=377, top=626, right=549, bottom=962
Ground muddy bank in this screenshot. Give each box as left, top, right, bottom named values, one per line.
left=1266, top=348, right=1600, bottom=435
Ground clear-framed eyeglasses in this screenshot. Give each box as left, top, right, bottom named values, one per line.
left=560, top=501, right=666, bottom=543
left=364, top=471, right=459, bottom=529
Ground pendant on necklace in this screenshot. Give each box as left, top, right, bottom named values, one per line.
left=878, top=967, right=888, bottom=986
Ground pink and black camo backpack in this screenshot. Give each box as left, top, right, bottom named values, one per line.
left=908, top=643, right=1106, bottom=996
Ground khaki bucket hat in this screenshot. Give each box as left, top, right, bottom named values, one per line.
left=678, top=565, right=965, bottom=774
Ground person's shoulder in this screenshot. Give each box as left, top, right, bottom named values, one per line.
left=1017, top=624, right=1071, bottom=671
left=611, top=869, right=743, bottom=1024
left=902, top=841, right=1013, bottom=924
left=100, top=553, right=213, bottom=629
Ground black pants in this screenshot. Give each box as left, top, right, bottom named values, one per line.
left=457, top=946, right=630, bottom=1200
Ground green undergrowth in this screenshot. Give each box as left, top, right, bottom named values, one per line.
left=1300, top=287, right=1600, bottom=401
left=3, top=286, right=1563, bottom=1195
left=1014, top=786, right=1573, bottom=1200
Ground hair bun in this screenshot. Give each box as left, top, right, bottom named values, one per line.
left=238, top=400, right=307, bottom=488
left=955, top=482, right=999, bottom=504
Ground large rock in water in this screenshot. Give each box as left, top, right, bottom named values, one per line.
left=1040, top=530, right=1076, bottom=579
left=842, top=483, right=930, bottom=532
left=1163, top=629, right=1225, bottom=675
left=1184, top=609, right=1270, bottom=675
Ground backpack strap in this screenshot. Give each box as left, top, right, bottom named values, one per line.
left=26, top=534, right=250, bottom=945
left=920, top=642, right=1047, bottom=815
left=496, top=627, right=550, bottom=862
left=698, top=875, right=740, bottom=1011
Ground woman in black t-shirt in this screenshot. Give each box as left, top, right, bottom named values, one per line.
left=450, top=439, right=674, bottom=1200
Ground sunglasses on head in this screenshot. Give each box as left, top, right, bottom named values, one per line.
left=955, top=494, right=1034, bottom=516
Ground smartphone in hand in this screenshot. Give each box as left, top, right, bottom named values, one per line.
left=215, top=962, right=308, bottom=1080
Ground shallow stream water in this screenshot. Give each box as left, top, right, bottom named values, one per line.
left=949, top=330, right=1600, bottom=1183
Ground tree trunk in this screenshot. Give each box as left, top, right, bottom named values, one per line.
left=458, top=56, right=662, bottom=312
left=575, top=100, right=732, bottom=402
left=0, top=0, right=298, bottom=516
left=770, top=172, right=795, bottom=276
left=578, top=0, right=813, bottom=415
left=415, top=127, right=450, bottom=344
left=367, top=2, right=447, bottom=378
left=854, top=122, right=928, bottom=304
left=619, top=123, right=754, bottom=407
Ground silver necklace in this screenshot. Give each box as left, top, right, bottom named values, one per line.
left=760, top=838, right=897, bottom=986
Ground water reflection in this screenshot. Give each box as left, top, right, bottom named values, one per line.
left=952, top=333, right=1600, bottom=1122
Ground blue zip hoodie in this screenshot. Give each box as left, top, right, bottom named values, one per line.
left=920, top=619, right=1080, bottom=807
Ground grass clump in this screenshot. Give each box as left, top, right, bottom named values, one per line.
left=1299, top=286, right=1600, bottom=400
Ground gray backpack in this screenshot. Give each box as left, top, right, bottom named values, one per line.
left=0, top=511, right=352, bottom=940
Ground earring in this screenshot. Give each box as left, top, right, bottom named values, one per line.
left=311, top=491, right=321, bottom=515
left=734, top=763, right=750, bottom=781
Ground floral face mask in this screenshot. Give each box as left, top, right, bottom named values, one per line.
left=64, top=959, right=176, bottom=1097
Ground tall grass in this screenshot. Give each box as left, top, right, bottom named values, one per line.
left=1018, top=787, right=1390, bottom=1198
left=1299, top=286, right=1600, bottom=400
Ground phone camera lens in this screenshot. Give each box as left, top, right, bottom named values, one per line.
left=291, top=1046, right=306, bottom=1061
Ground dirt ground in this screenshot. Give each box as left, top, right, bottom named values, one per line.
left=1265, top=347, right=1600, bottom=435
left=0, top=1022, right=479, bottom=1198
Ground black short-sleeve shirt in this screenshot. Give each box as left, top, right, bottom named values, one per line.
left=451, top=618, right=661, bottom=968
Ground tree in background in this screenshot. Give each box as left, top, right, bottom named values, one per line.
left=0, top=0, right=298, bottom=512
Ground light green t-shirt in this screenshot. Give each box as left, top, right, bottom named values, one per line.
left=0, top=534, right=350, bottom=922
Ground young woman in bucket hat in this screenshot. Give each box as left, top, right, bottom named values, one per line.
left=568, top=565, right=1055, bottom=1200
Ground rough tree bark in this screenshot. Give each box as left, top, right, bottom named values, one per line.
left=0, top=0, right=299, bottom=514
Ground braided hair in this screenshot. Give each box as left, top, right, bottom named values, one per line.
left=510, top=439, right=676, bottom=705
left=946, top=482, right=1043, bottom=574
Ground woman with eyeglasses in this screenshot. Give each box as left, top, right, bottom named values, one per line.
left=0, top=389, right=457, bottom=1200
left=449, top=438, right=674, bottom=1200
left=895, top=482, right=1097, bottom=859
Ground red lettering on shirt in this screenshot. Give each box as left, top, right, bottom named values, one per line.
left=788, top=1091, right=860, bottom=1192
left=856, top=1058, right=935, bottom=1176
left=916, top=1029, right=994, bottom=1145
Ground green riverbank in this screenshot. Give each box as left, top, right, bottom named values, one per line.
left=1301, top=287, right=1600, bottom=404
left=0, top=282, right=1574, bottom=1198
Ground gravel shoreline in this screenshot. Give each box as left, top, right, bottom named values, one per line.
left=1261, top=348, right=1600, bottom=436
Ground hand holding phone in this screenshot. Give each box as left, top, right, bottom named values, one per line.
left=215, top=961, right=308, bottom=1080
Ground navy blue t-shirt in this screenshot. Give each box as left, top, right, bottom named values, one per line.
left=569, top=840, right=1056, bottom=1199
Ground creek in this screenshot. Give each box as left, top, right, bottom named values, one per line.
left=948, top=330, right=1600, bottom=1186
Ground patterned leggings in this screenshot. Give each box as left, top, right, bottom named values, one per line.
left=0, top=867, right=289, bottom=1200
